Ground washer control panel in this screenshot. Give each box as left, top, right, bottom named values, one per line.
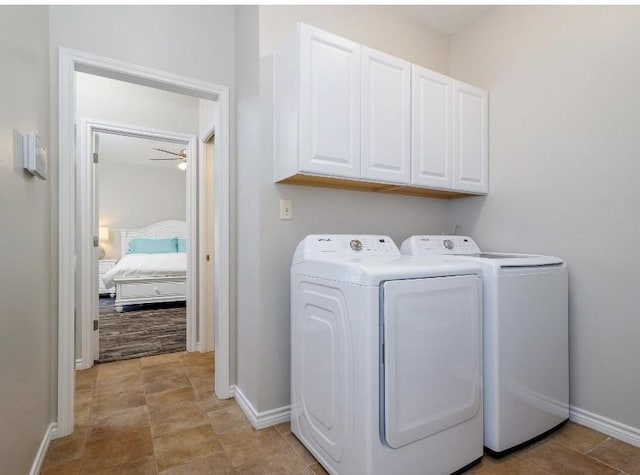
left=400, top=235, right=481, bottom=255
left=303, top=235, right=400, bottom=257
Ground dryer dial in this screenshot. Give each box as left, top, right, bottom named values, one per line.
left=350, top=239, right=363, bottom=251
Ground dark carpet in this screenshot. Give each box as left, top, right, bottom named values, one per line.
left=97, top=296, right=186, bottom=363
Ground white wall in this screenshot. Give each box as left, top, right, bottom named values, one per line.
left=448, top=6, right=640, bottom=432
left=232, top=6, right=453, bottom=413
left=50, top=6, right=234, bottom=87
left=76, top=72, right=192, bottom=259
left=0, top=6, right=53, bottom=473
left=199, top=99, right=217, bottom=139
left=259, top=5, right=450, bottom=74
left=99, top=162, right=186, bottom=259
left=76, top=72, right=200, bottom=135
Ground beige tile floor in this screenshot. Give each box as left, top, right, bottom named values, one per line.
left=42, top=351, right=640, bottom=474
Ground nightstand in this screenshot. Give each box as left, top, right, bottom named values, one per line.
left=98, top=259, right=117, bottom=297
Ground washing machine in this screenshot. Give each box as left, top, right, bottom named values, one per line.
left=401, top=235, right=569, bottom=456
left=291, top=235, right=484, bottom=475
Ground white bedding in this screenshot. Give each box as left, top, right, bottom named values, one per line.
left=102, top=252, right=187, bottom=288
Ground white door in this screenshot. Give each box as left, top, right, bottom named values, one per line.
left=382, top=275, right=482, bottom=449
left=361, top=47, right=410, bottom=184
left=411, top=65, right=454, bottom=190
left=298, top=24, right=361, bottom=178
left=453, top=81, right=488, bottom=194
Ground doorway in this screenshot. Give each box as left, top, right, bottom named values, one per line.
left=77, top=120, right=197, bottom=367
left=57, top=48, right=231, bottom=437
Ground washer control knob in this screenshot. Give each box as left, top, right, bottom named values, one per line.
left=443, top=239, right=454, bottom=250
left=350, top=239, right=363, bottom=251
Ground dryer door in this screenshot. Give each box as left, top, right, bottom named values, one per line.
left=381, top=275, right=482, bottom=448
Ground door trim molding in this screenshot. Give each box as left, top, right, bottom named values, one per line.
left=57, top=47, right=231, bottom=438
left=198, top=128, right=216, bottom=353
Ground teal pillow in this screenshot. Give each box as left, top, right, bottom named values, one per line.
left=177, top=238, right=187, bottom=253
left=128, top=237, right=177, bottom=254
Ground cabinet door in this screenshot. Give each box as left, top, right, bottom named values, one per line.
left=361, top=47, right=410, bottom=184
left=411, top=65, right=454, bottom=189
left=299, top=24, right=361, bottom=178
left=454, top=81, right=488, bottom=194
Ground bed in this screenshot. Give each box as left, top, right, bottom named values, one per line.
left=102, top=220, right=187, bottom=312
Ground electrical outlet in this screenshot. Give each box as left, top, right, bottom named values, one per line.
left=280, top=199, right=293, bottom=220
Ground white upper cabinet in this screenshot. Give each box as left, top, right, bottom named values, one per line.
left=275, top=23, right=361, bottom=181
left=361, top=47, right=411, bottom=184
left=299, top=25, right=361, bottom=178
left=454, top=81, right=488, bottom=194
left=274, top=23, right=488, bottom=198
left=411, top=65, right=454, bottom=190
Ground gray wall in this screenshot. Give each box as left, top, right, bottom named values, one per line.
left=232, top=6, right=453, bottom=412
left=0, top=6, right=53, bottom=473
left=448, top=6, right=640, bottom=431
left=234, top=5, right=262, bottom=410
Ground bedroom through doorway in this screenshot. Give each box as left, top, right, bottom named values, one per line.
left=96, top=132, right=189, bottom=363
left=58, top=48, right=230, bottom=438
left=74, top=72, right=216, bottom=369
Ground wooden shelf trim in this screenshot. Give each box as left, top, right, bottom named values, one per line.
left=276, top=174, right=475, bottom=199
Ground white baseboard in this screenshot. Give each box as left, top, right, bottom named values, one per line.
left=570, top=405, right=640, bottom=447
left=232, top=385, right=291, bottom=430
left=75, top=357, right=92, bottom=371
left=29, top=422, right=58, bottom=475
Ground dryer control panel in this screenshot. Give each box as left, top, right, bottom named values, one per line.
left=299, top=235, right=400, bottom=259
left=400, top=235, right=481, bottom=255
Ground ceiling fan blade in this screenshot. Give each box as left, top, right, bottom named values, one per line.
left=153, top=147, right=184, bottom=157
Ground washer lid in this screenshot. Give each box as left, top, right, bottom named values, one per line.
left=449, top=253, right=564, bottom=268
left=471, top=253, right=528, bottom=259
left=400, top=236, right=564, bottom=267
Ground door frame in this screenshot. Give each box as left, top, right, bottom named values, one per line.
left=58, top=48, right=231, bottom=438
left=198, top=128, right=216, bottom=353
left=77, top=118, right=198, bottom=370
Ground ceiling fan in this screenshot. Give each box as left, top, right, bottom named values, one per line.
left=150, top=148, right=187, bottom=170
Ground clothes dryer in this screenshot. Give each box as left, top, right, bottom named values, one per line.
left=401, top=235, right=569, bottom=456
left=291, top=235, right=484, bottom=475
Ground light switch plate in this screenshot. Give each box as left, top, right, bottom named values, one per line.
left=280, top=199, right=293, bottom=220
left=23, top=133, right=47, bottom=179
